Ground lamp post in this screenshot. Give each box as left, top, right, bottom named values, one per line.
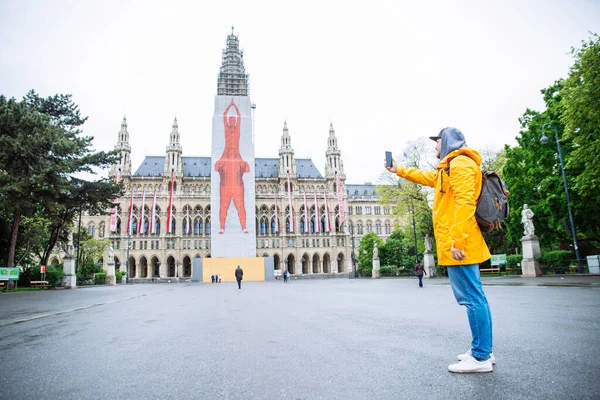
left=410, top=201, right=419, bottom=264
left=350, top=230, right=358, bottom=277
left=540, top=123, right=583, bottom=273
left=125, top=233, right=131, bottom=283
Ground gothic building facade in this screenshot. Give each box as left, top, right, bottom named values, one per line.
left=75, top=30, right=397, bottom=280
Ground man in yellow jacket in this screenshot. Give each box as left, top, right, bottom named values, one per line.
left=385, top=127, right=495, bottom=373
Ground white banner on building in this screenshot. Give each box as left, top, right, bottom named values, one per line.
left=211, top=96, right=256, bottom=258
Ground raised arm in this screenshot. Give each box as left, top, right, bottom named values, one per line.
left=223, top=99, right=235, bottom=125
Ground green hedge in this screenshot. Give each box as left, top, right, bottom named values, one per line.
left=506, top=255, right=523, bottom=274
left=115, top=270, right=126, bottom=282
left=536, top=251, right=572, bottom=269
left=380, top=266, right=393, bottom=276
left=46, top=266, right=64, bottom=287
left=94, top=272, right=107, bottom=284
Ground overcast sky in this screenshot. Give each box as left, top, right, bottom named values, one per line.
left=1, top=0, right=598, bottom=184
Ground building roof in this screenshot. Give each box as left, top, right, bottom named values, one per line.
left=346, top=183, right=380, bottom=198
left=134, top=156, right=323, bottom=179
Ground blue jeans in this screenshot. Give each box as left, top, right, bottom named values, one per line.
left=447, top=264, right=493, bottom=361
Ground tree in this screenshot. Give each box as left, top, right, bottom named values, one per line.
left=357, top=232, right=383, bottom=276
left=0, top=91, right=122, bottom=267
left=378, top=138, right=434, bottom=256
left=503, top=79, right=597, bottom=252
left=380, top=228, right=415, bottom=268
left=75, top=230, right=109, bottom=280
left=561, top=33, right=600, bottom=248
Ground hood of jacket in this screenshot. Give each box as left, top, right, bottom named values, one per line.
left=439, top=127, right=467, bottom=160
left=438, top=146, right=483, bottom=169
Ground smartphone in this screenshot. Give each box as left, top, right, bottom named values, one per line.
left=385, top=151, right=393, bottom=168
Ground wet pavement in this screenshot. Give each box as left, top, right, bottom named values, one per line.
left=0, top=275, right=599, bottom=399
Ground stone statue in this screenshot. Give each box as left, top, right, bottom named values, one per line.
left=521, top=204, right=535, bottom=237
left=66, top=231, right=74, bottom=257
left=373, top=242, right=379, bottom=259
left=424, top=233, right=433, bottom=252
left=108, top=244, right=114, bottom=260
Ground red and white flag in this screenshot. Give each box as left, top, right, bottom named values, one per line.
left=303, top=189, right=309, bottom=233
left=274, top=192, right=279, bottom=233
left=336, top=173, right=345, bottom=225
left=323, top=190, right=331, bottom=232
left=138, top=187, right=146, bottom=234
left=166, top=170, right=174, bottom=233
left=109, top=172, right=121, bottom=232
left=287, top=172, right=294, bottom=232
left=126, top=186, right=134, bottom=234
left=150, top=188, right=157, bottom=234
left=313, top=191, right=320, bottom=233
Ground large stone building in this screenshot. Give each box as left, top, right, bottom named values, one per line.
left=76, top=30, right=397, bottom=280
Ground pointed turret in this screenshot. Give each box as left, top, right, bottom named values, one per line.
left=110, top=115, right=132, bottom=178
left=324, top=122, right=344, bottom=179
left=217, top=28, right=249, bottom=96
left=278, top=121, right=297, bottom=178
left=164, top=117, right=183, bottom=177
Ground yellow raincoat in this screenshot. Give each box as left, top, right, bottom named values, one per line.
left=396, top=147, right=491, bottom=266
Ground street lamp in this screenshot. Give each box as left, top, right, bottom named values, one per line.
left=350, top=230, right=358, bottom=277
left=125, top=232, right=131, bottom=283
left=540, top=123, right=583, bottom=273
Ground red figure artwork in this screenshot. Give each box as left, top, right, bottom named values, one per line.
left=215, top=99, right=250, bottom=234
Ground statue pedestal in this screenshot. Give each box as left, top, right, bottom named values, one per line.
left=63, top=256, right=77, bottom=289
left=104, top=261, right=116, bottom=286
left=521, top=235, right=542, bottom=277
left=423, top=251, right=436, bottom=278
left=372, top=257, right=380, bottom=278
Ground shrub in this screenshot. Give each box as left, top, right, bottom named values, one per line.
left=537, top=250, right=572, bottom=273
left=358, top=265, right=372, bottom=277
left=506, top=255, right=523, bottom=274
left=46, top=266, right=64, bottom=288
left=94, top=272, right=107, bottom=284
left=380, top=265, right=393, bottom=276
left=115, top=270, right=126, bottom=282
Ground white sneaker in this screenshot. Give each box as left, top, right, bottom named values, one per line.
left=457, top=350, right=496, bottom=365
left=448, top=355, right=493, bottom=373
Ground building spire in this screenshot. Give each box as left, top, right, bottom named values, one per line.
left=217, top=29, right=249, bottom=96
left=279, top=121, right=296, bottom=178
left=325, top=121, right=344, bottom=179
left=110, top=116, right=132, bottom=178
left=165, top=117, right=183, bottom=177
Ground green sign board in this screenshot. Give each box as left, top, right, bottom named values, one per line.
left=490, top=254, right=507, bottom=266
left=0, top=267, right=20, bottom=281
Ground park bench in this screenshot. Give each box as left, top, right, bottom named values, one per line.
left=0, top=282, right=5, bottom=289
left=30, top=280, right=51, bottom=289
left=479, top=267, right=500, bottom=275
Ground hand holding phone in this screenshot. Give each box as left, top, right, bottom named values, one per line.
left=385, top=151, right=393, bottom=168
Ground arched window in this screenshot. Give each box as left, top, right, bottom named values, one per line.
left=300, top=219, right=306, bottom=234
left=271, top=218, right=277, bottom=234
left=260, top=220, right=266, bottom=235
left=154, top=219, right=161, bottom=235
left=205, top=218, right=211, bottom=235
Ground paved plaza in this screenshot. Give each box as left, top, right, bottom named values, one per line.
left=1, top=276, right=599, bottom=400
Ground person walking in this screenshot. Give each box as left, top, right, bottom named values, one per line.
left=385, top=127, right=495, bottom=373
left=235, top=265, right=243, bottom=289
left=211, top=274, right=215, bottom=283
left=415, top=261, right=426, bottom=288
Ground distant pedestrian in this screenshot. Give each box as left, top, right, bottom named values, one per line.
left=415, top=261, right=426, bottom=287
left=284, top=270, right=290, bottom=283
left=211, top=274, right=215, bottom=283
left=235, top=265, right=243, bottom=289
